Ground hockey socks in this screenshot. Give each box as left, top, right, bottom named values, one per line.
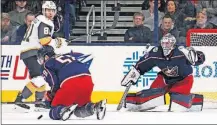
left=20, top=82, right=46, bottom=100
left=15, top=82, right=46, bottom=109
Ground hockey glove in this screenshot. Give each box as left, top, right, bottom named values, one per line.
left=178, top=46, right=198, bottom=65
left=55, top=37, right=63, bottom=48
left=121, top=66, right=141, bottom=86
left=49, top=37, right=68, bottom=49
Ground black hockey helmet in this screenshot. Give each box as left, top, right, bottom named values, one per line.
left=37, top=45, right=55, bottom=64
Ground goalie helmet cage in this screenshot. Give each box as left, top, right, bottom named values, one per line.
left=186, top=29, right=217, bottom=108
left=186, top=29, right=217, bottom=46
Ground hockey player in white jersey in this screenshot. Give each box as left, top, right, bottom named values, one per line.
left=15, top=1, right=67, bottom=110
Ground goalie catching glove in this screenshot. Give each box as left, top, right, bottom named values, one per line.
left=48, top=37, right=68, bottom=49
left=178, top=46, right=198, bottom=65
left=121, top=66, right=141, bottom=86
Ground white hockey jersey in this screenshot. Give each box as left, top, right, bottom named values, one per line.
left=20, top=15, right=54, bottom=59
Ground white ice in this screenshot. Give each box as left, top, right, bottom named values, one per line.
left=2, top=104, right=217, bottom=124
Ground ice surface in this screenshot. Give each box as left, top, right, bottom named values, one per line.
left=2, top=104, right=217, bottom=124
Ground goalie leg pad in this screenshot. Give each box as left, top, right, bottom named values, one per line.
left=189, top=94, right=203, bottom=111
left=169, top=93, right=201, bottom=112
left=49, top=105, right=65, bottom=120
left=125, top=88, right=166, bottom=111
left=74, top=103, right=94, bottom=118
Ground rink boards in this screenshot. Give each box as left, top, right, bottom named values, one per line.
left=1, top=45, right=217, bottom=104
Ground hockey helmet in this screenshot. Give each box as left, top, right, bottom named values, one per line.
left=37, top=45, right=55, bottom=65
left=160, top=33, right=176, bottom=56
left=42, top=1, right=57, bottom=16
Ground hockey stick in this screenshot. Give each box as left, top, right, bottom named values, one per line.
left=116, top=82, right=133, bottom=111
left=116, top=44, right=151, bottom=111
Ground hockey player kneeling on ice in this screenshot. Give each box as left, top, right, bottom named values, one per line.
left=37, top=46, right=107, bottom=121
left=121, top=33, right=205, bottom=112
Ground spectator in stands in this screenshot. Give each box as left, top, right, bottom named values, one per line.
left=26, top=1, right=42, bottom=14
left=142, top=0, right=165, bottom=31
left=15, top=12, right=35, bottom=44
left=1, top=13, right=17, bottom=44
left=196, top=1, right=217, bottom=21
left=8, top=0, right=30, bottom=28
left=165, top=0, right=185, bottom=31
left=124, top=12, right=151, bottom=43
left=179, top=10, right=213, bottom=44
left=69, top=0, right=77, bottom=26
left=178, top=0, right=197, bottom=27
left=193, top=11, right=213, bottom=29
left=209, top=17, right=217, bottom=29
left=142, top=0, right=166, bottom=13
left=158, top=14, right=179, bottom=41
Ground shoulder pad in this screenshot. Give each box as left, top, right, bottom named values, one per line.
left=37, top=15, right=54, bottom=27
left=33, top=18, right=39, bottom=24
left=36, top=15, right=44, bottom=21
left=143, top=46, right=156, bottom=59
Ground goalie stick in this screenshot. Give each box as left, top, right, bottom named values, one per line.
left=116, top=82, right=132, bottom=111
left=116, top=44, right=151, bottom=111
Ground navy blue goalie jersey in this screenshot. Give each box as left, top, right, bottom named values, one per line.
left=135, top=46, right=205, bottom=84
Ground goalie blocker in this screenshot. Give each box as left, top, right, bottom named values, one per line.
left=121, top=34, right=205, bottom=112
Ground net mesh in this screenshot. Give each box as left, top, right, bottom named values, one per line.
left=187, top=29, right=217, bottom=46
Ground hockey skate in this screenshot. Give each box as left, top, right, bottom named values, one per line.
left=34, top=99, right=50, bottom=112
left=14, top=92, right=30, bottom=110
left=60, top=104, right=78, bottom=121
left=94, top=99, right=107, bottom=120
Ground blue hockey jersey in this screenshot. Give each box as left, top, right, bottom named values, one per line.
left=135, top=46, right=205, bottom=84
left=41, top=52, right=92, bottom=90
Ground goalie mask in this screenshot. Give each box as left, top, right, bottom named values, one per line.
left=160, top=34, right=176, bottom=56
left=37, top=45, right=55, bottom=65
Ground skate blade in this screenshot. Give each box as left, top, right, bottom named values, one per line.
left=14, top=105, right=30, bottom=113
left=97, top=99, right=107, bottom=120
left=34, top=107, right=50, bottom=112
left=61, top=104, right=78, bottom=121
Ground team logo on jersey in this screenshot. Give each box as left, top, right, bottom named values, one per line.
left=162, top=66, right=179, bottom=77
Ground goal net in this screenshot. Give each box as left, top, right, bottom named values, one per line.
left=186, top=29, right=217, bottom=109
left=186, top=29, right=217, bottom=46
